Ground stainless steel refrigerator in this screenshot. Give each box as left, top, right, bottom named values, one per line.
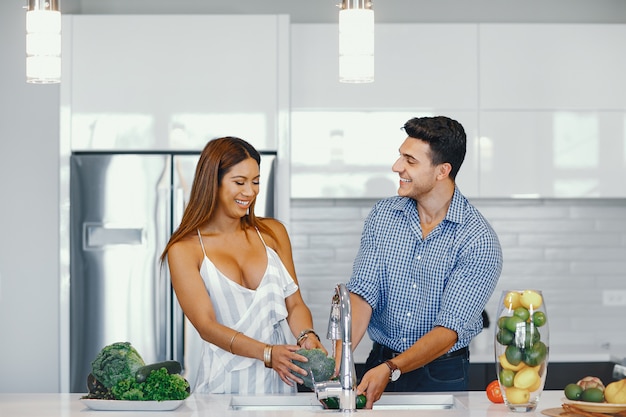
left=69, top=151, right=276, bottom=393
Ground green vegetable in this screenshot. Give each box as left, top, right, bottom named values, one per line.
left=112, top=368, right=190, bottom=401
left=135, top=360, right=182, bottom=383
left=290, top=348, right=335, bottom=390
left=321, top=394, right=366, bottom=409
left=91, top=342, right=146, bottom=388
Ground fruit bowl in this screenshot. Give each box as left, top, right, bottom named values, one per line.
left=562, top=398, right=626, bottom=414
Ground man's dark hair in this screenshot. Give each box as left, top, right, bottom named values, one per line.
left=402, top=116, right=467, bottom=180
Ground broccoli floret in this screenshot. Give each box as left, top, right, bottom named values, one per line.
left=91, top=342, right=146, bottom=388
left=291, top=348, right=335, bottom=389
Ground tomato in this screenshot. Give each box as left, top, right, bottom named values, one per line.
left=486, top=379, right=504, bottom=404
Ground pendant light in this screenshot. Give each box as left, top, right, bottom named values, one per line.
left=338, top=0, right=374, bottom=83
left=25, top=0, right=61, bottom=84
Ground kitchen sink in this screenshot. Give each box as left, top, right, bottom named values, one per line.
left=229, top=393, right=465, bottom=411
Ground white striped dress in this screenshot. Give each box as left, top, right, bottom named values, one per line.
left=192, top=228, right=298, bottom=394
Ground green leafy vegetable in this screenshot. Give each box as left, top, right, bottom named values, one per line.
left=291, top=348, right=335, bottom=390
left=91, top=342, right=146, bottom=388
left=111, top=368, right=190, bottom=401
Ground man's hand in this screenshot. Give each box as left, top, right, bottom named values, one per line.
left=355, top=363, right=390, bottom=409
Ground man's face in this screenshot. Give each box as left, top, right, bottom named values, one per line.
left=391, top=137, right=439, bottom=199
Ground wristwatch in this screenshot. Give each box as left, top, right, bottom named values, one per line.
left=384, top=360, right=401, bottom=382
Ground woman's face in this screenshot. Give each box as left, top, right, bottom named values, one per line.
left=217, top=157, right=260, bottom=218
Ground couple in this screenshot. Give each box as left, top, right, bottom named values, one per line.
left=160, top=116, right=502, bottom=408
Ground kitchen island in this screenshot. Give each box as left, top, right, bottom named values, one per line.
left=0, top=391, right=569, bottom=416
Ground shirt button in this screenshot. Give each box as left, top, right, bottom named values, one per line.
left=406, top=312, right=411, bottom=317
left=417, top=256, right=421, bottom=260
left=412, top=284, right=417, bottom=289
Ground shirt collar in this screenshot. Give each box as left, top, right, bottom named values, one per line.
left=391, top=186, right=465, bottom=225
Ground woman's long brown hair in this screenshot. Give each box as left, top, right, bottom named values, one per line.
left=160, top=136, right=275, bottom=263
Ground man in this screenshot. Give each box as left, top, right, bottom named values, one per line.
left=347, top=116, right=502, bottom=408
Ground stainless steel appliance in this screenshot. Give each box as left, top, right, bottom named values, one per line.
left=69, top=151, right=276, bottom=393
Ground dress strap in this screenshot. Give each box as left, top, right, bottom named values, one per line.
left=197, top=229, right=208, bottom=257
left=255, top=227, right=268, bottom=248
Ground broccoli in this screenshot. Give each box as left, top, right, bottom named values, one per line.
left=291, top=348, right=335, bottom=390
left=91, top=342, right=146, bottom=388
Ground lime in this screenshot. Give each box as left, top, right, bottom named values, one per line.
left=505, top=316, right=525, bottom=333
left=532, top=311, right=547, bottom=327
left=498, top=316, right=509, bottom=330
left=513, top=307, right=530, bottom=322
left=356, top=394, right=366, bottom=409
left=523, top=341, right=547, bottom=366
left=564, top=383, right=583, bottom=400
left=499, top=368, right=515, bottom=387
left=497, top=328, right=514, bottom=345
left=522, top=323, right=541, bottom=349
left=505, top=345, right=523, bottom=366
left=581, top=387, right=604, bottom=403
left=499, top=353, right=525, bottom=372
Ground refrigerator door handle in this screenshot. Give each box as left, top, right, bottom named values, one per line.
left=171, top=186, right=186, bottom=367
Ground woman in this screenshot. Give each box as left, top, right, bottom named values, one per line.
left=161, top=137, right=325, bottom=394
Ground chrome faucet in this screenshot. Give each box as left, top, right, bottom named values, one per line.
left=314, top=283, right=357, bottom=411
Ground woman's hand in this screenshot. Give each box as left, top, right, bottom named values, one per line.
left=356, top=364, right=390, bottom=409
left=270, top=344, right=309, bottom=386
left=298, top=333, right=327, bottom=354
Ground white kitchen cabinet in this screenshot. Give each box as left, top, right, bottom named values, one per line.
left=64, top=15, right=289, bottom=151
left=292, top=23, right=478, bottom=110
left=477, top=24, right=626, bottom=197
left=290, top=24, right=480, bottom=198
left=479, top=24, right=626, bottom=110
left=479, top=111, right=626, bottom=198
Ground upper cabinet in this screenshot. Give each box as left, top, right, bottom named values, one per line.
left=290, top=24, right=480, bottom=199
left=291, top=23, right=626, bottom=198
left=478, top=24, right=626, bottom=198
left=62, top=15, right=289, bottom=151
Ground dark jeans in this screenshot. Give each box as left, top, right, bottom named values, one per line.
left=361, top=342, right=470, bottom=392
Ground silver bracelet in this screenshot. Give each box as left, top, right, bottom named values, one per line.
left=296, top=329, right=320, bottom=346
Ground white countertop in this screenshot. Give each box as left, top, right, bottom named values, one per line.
left=0, top=391, right=569, bottom=417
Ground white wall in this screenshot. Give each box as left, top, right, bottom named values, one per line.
left=0, top=2, right=61, bottom=392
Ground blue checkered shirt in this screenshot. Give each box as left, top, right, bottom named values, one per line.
left=346, top=187, right=502, bottom=353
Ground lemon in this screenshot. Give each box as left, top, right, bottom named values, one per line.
left=513, top=367, right=540, bottom=390
left=503, top=291, right=522, bottom=310
left=520, top=290, right=543, bottom=310
left=506, top=387, right=530, bottom=404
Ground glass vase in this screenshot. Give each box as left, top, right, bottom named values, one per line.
left=494, top=289, right=549, bottom=412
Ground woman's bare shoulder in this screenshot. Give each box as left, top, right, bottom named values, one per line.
left=169, top=232, right=201, bottom=257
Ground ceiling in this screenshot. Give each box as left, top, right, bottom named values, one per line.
left=62, top=0, right=626, bottom=24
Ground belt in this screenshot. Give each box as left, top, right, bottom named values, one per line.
left=375, top=342, right=469, bottom=362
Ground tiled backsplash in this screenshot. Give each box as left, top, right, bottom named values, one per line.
left=290, top=198, right=626, bottom=363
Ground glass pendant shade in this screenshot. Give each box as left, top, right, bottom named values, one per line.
left=26, top=0, right=61, bottom=84
left=339, top=3, right=374, bottom=83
